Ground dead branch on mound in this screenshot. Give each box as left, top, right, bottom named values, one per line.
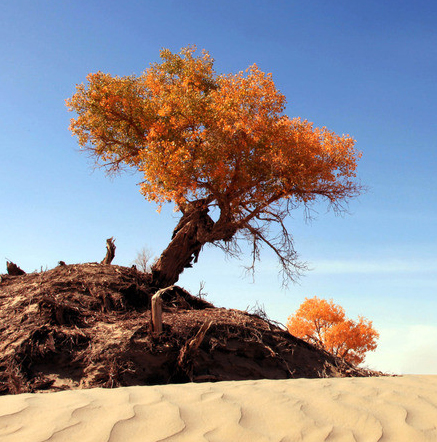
left=101, top=237, right=116, bottom=264
left=6, top=260, right=26, bottom=276
left=177, top=321, right=212, bottom=379
left=150, top=285, right=202, bottom=333
left=151, top=290, right=163, bottom=333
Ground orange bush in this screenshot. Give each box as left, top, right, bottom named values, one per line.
left=287, top=297, right=379, bottom=365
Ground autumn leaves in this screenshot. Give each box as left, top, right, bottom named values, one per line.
left=67, top=46, right=362, bottom=213
left=287, top=297, right=379, bottom=365
left=67, top=45, right=364, bottom=288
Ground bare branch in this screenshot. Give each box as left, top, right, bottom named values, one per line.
left=243, top=222, right=307, bottom=287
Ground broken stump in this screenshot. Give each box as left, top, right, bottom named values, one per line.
left=101, top=237, right=116, bottom=264
left=6, top=261, right=26, bottom=276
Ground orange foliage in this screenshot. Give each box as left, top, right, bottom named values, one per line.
left=66, top=46, right=363, bottom=283
left=67, top=46, right=360, bottom=208
left=287, top=297, right=379, bottom=365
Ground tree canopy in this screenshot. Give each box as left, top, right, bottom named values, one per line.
left=287, top=296, right=379, bottom=365
left=67, top=46, right=363, bottom=287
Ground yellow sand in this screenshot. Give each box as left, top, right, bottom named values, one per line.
left=1, top=376, right=436, bottom=441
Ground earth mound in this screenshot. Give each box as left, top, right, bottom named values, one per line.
left=0, top=263, right=382, bottom=394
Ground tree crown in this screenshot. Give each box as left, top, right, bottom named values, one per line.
left=67, top=46, right=363, bottom=283
left=287, top=296, right=379, bottom=365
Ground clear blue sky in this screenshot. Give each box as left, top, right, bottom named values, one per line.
left=1, top=0, right=436, bottom=374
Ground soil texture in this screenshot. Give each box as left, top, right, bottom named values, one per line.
left=0, top=263, right=382, bottom=394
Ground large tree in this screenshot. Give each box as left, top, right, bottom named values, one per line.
left=67, top=46, right=362, bottom=288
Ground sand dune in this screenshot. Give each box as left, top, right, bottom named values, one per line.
left=1, top=375, right=436, bottom=441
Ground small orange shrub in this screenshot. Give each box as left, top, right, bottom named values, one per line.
left=287, top=296, right=379, bottom=365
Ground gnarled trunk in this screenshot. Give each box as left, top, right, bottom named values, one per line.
left=151, top=198, right=240, bottom=288
left=101, top=237, right=116, bottom=264
left=151, top=204, right=214, bottom=288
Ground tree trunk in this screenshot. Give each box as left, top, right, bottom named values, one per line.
left=101, top=237, right=116, bottom=264
left=151, top=204, right=214, bottom=288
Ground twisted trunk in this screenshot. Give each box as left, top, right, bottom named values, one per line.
left=151, top=202, right=237, bottom=288
left=151, top=204, right=213, bottom=288
left=101, top=237, right=116, bottom=264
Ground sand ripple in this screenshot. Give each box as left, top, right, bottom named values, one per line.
left=0, top=376, right=436, bottom=441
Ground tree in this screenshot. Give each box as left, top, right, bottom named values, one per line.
left=286, top=296, right=379, bottom=365
left=67, top=46, right=363, bottom=289
left=132, top=246, right=156, bottom=273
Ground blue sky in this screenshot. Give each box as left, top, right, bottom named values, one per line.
left=1, top=0, right=436, bottom=374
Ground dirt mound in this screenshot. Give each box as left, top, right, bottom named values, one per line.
left=0, top=263, right=382, bottom=394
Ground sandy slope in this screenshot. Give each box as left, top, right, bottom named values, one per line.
left=0, top=376, right=436, bottom=441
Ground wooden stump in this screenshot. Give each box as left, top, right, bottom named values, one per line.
left=6, top=261, right=26, bottom=276
left=177, top=321, right=212, bottom=378
left=101, top=237, right=116, bottom=264
left=151, top=291, right=163, bottom=333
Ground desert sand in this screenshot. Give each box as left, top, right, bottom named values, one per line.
left=0, top=375, right=436, bottom=442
